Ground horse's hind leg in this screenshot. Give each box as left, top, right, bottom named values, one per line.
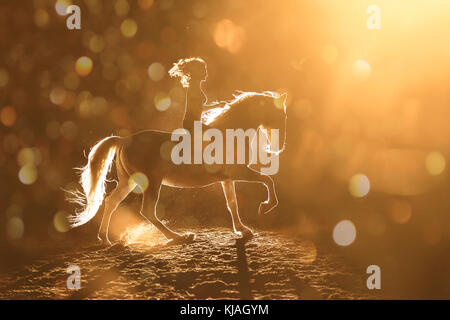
left=221, top=179, right=254, bottom=240
left=97, top=161, right=132, bottom=245
left=141, top=179, right=187, bottom=242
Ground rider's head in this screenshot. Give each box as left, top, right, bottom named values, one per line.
left=169, top=57, right=208, bottom=88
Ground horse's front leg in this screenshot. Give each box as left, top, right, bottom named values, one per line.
left=232, top=166, right=278, bottom=216
left=221, top=179, right=254, bottom=240
left=256, top=173, right=278, bottom=215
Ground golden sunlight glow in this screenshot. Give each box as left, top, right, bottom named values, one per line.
left=422, top=221, right=442, bottom=246
left=193, top=1, right=208, bottom=18
left=293, top=99, right=313, bottom=119
left=5, top=1, right=450, bottom=294
left=321, top=45, right=338, bottom=65
left=129, top=172, right=149, bottom=194
left=425, top=151, right=446, bottom=176
left=75, top=56, right=94, bottom=77
left=352, top=59, right=372, bottom=81
left=214, top=19, right=245, bottom=54
left=120, top=222, right=166, bottom=246
left=333, top=220, right=357, bottom=247
left=349, top=174, right=370, bottom=198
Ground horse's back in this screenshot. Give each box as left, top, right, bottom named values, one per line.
left=122, top=130, right=171, bottom=169
left=121, top=129, right=229, bottom=186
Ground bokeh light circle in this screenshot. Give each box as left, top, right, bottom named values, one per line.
left=154, top=92, right=171, bottom=111
left=138, top=0, right=154, bottom=10
left=425, top=151, right=446, bottom=176
left=349, top=174, right=370, bottom=198
left=121, top=19, right=138, bottom=38
left=18, top=165, right=38, bottom=185
left=55, top=0, right=72, bottom=16
left=75, top=56, right=94, bottom=77
left=388, top=200, right=412, bottom=224
left=0, top=106, right=17, bottom=127
left=333, top=220, right=357, bottom=246
left=6, top=217, right=24, bottom=240
left=54, top=211, right=70, bottom=233
left=148, top=62, right=165, bottom=82
left=129, top=172, right=149, bottom=194
left=352, top=59, right=372, bottom=81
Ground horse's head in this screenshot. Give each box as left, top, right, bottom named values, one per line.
left=201, top=90, right=288, bottom=155
left=258, top=92, right=288, bottom=155
left=169, top=57, right=208, bottom=88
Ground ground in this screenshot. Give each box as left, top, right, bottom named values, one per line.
left=0, top=226, right=381, bottom=300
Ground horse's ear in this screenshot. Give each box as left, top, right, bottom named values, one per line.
left=280, top=93, right=288, bottom=111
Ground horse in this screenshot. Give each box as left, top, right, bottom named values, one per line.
left=68, top=91, right=287, bottom=246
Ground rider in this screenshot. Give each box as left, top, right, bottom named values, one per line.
left=169, top=57, right=210, bottom=132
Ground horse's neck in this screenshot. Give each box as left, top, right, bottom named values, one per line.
left=209, top=101, right=261, bottom=131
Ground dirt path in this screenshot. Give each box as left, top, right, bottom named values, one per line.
left=0, top=227, right=380, bottom=299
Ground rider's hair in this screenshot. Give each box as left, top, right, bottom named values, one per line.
left=169, top=57, right=208, bottom=88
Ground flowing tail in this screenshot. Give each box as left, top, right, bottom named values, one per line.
left=68, top=136, right=122, bottom=228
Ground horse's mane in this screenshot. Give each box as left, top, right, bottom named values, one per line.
left=201, top=90, right=281, bottom=125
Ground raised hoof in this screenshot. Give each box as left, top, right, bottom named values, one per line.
left=96, top=235, right=103, bottom=244
left=258, top=202, right=270, bottom=216
left=167, top=233, right=196, bottom=246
